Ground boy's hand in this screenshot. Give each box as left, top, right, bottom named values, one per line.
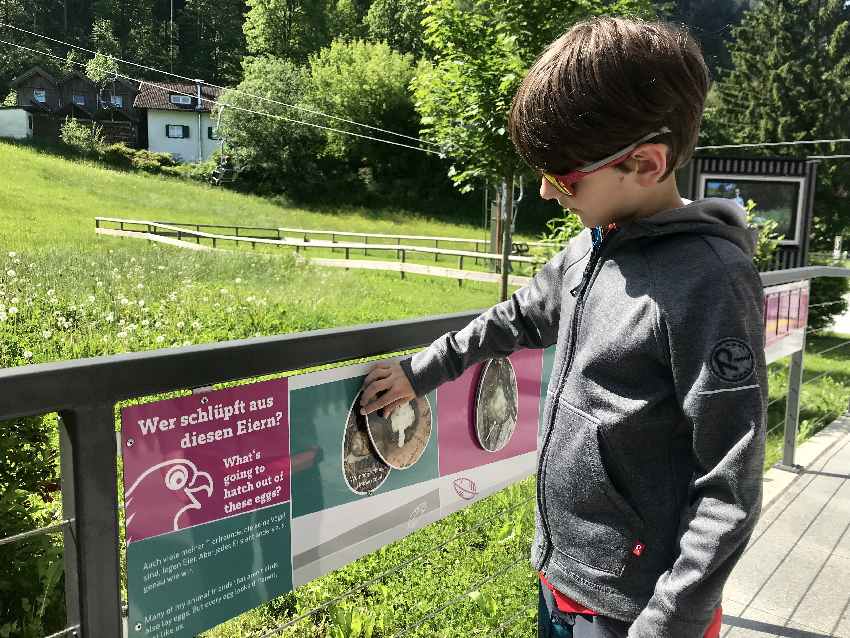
left=360, top=362, right=416, bottom=418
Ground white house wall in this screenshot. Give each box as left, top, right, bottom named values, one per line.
left=146, top=110, right=220, bottom=163
left=0, top=109, right=32, bottom=140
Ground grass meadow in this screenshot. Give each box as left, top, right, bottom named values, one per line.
left=1, top=140, right=849, bottom=637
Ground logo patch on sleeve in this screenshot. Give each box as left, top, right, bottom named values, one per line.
left=710, top=338, right=755, bottom=383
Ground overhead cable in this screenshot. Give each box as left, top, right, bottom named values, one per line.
left=0, top=38, right=443, bottom=155
left=0, top=21, right=441, bottom=148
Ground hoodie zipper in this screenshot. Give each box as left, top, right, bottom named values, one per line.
left=537, top=226, right=619, bottom=572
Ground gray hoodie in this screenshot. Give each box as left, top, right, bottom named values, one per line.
left=399, top=197, right=767, bottom=637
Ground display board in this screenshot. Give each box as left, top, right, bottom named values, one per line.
left=121, top=348, right=554, bottom=637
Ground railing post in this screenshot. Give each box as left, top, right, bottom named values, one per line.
left=59, top=404, right=123, bottom=637
left=779, top=346, right=806, bottom=471
left=401, top=250, right=406, bottom=280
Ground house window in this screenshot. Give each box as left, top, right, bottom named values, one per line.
left=208, top=126, right=221, bottom=140
left=166, top=124, right=190, bottom=139
left=111, top=95, right=124, bottom=108
left=73, top=94, right=86, bottom=106
left=170, top=94, right=193, bottom=106
left=33, top=89, right=46, bottom=103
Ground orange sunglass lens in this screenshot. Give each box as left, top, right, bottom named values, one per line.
left=543, top=172, right=573, bottom=197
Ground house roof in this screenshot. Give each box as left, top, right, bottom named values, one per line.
left=61, top=71, right=97, bottom=87
left=133, top=82, right=223, bottom=112
left=11, top=65, right=58, bottom=87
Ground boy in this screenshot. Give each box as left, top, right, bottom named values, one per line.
left=360, top=16, right=766, bottom=638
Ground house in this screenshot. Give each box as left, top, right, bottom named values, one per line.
left=0, top=66, right=140, bottom=144
left=0, top=66, right=59, bottom=140
left=133, top=81, right=224, bottom=163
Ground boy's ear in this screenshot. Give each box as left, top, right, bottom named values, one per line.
left=630, top=143, right=670, bottom=186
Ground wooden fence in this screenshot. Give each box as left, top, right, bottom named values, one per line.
left=95, top=217, right=541, bottom=287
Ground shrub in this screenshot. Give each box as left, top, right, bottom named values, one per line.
left=161, top=157, right=218, bottom=182
left=100, top=144, right=178, bottom=172
left=0, top=415, right=65, bottom=638
left=59, top=117, right=104, bottom=155
left=745, top=199, right=783, bottom=271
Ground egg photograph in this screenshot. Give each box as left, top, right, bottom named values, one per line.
left=474, top=357, right=518, bottom=453
left=365, top=396, right=433, bottom=470
left=342, top=391, right=391, bottom=495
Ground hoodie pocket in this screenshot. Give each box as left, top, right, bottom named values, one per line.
left=543, top=401, right=644, bottom=577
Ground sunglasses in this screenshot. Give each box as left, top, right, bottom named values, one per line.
left=541, top=127, right=672, bottom=197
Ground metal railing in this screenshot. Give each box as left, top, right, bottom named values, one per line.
left=2, top=265, right=850, bottom=637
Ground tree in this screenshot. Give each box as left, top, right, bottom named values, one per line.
left=328, top=0, right=372, bottom=41
left=412, top=0, right=656, bottom=193
left=175, top=0, right=247, bottom=84
left=710, top=0, right=850, bottom=248
left=413, top=0, right=656, bottom=298
left=305, top=39, right=418, bottom=173
left=363, top=0, right=427, bottom=55
left=217, top=55, right=325, bottom=197
left=92, top=0, right=169, bottom=68
left=659, top=0, right=751, bottom=76
left=243, top=0, right=331, bottom=62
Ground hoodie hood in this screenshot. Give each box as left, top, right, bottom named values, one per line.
left=618, top=197, right=757, bottom=257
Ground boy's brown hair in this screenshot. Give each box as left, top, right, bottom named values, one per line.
left=509, top=17, right=710, bottom=180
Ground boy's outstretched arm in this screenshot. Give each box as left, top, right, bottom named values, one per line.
left=629, top=253, right=767, bottom=638
left=360, top=233, right=590, bottom=417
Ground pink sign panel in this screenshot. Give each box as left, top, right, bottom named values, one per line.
left=763, top=282, right=809, bottom=348
left=121, top=378, right=290, bottom=543
left=436, top=348, right=542, bottom=476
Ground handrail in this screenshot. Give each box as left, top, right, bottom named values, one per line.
left=760, top=266, right=850, bottom=286
left=0, top=310, right=479, bottom=420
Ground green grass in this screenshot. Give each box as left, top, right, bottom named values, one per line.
left=1, top=139, right=545, bottom=283
left=0, top=141, right=537, bottom=250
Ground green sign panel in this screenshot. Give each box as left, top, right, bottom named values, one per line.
left=127, top=502, right=292, bottom=638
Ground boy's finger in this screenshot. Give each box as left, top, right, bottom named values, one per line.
left=360, top=377, right=392, bottom=406
left=361, top=389, right=402, bottom=416
left=361, top=365, right=392, bottom=388
left=381, top=398, right=409, bottom=419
